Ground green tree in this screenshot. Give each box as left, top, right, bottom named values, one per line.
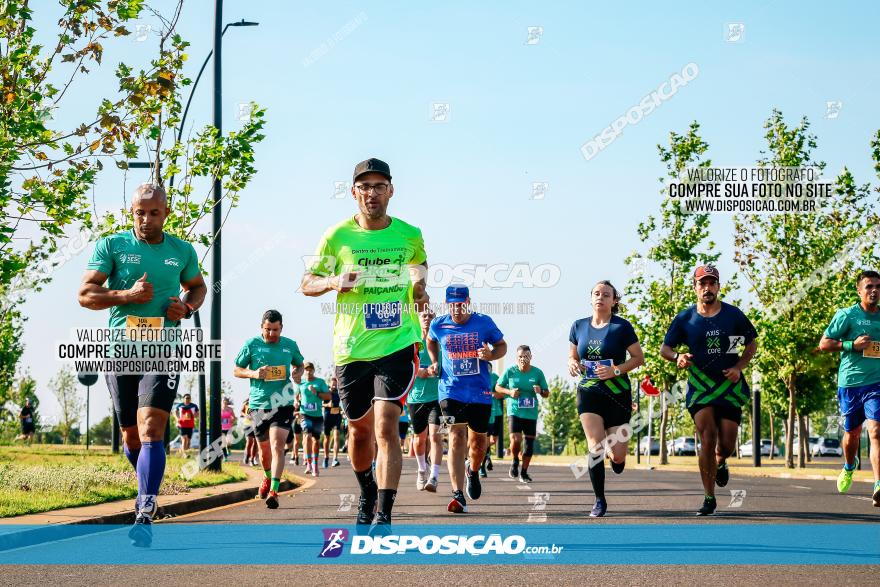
left=540, top=376, right=578, bottom=455
left=623, top=121, right=719, bottom=465
left=89, top=413, right=114, bottom=445
left=48, top=365, right=82, bottom=443
left=1, top=1, right=266, bottom=391
left=734, top=111, right=880, bottom=468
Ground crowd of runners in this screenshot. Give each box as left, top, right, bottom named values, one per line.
left=77, top=158, right=880, bottom=546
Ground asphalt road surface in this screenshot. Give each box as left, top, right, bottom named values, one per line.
left=4, top=458, right=878, bottom=585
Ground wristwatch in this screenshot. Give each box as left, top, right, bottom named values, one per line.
left=673, top=352, right=680, bottom=361
left=184, top=302, right=195, bottom=319
left=613, top=367, right=621, bottom=376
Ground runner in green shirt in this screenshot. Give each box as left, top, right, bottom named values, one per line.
left=301, top=158, right=430, bottom=528
left=78, top=184, right=206, bottom=547
left=482, top=367, right=503, bottom=477
left=819, top=270, right=880, bottom=507
left=497, top=346, right=549, bottom=483
left=233, top=309, right=304, bottom=510
left=297, top=362, right=331, bottom=477
left=408, top=326, right=443, bottom=493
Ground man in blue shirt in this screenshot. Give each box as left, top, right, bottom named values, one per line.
left=661, top=265, right=757, bottom=516
left=427, top=285, right=507, bottom=513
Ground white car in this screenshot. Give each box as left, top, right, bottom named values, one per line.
left=739, top=439, right=779, bottom=457
left=811, top=437, right=843, bottom=457
left=666, top=436, right=699, bottom=456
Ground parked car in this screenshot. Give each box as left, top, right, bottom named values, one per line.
left=639, top=437, right=660, bottom=455
left=667, top=436, right=698, bottom=456
left=811, top=437, right=843, bottom=457
left=739, top=439, right=780, bottom=457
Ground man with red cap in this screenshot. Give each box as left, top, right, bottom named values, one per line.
left=660, top=264, right=758, bottom=515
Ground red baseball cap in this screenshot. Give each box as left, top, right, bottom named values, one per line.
left=693, top=265, right=720, bottom=281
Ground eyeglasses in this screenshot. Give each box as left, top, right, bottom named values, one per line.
left=354, top=182, right=390, bottom=195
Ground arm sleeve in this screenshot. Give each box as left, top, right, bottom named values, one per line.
left=289, top=342, right=305, bottom=367
left=538, top=370, right=549, bottom=391
left=427, top=320, right=440, bottom=342
left=663, top=313, right=685, bottom=348
left=498, top=368, right=510, bottom=388
left=569, top=321, right=579, bottom=346
left=306, top=233, right=337, bottom=277
left=621, top=320, right=639, bottom=349
left=736, top=309, right=758, bottom=344
left=234, top=341, right=251, bottom=368
left=181, top=242, right=200, bottom=282
left=86, top=237, right=113, bottom=274
left=486, top=318, right=504, bottom=345
left=823, top=310, right=848, bottom=340
left=410, top=228, right=427, bottom=265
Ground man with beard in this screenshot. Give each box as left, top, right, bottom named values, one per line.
left=819, top=270, right=880, bottom=507
left=661, top=265, right=757, bottom=515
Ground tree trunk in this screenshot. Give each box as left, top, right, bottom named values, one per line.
left=805, top=416, right=812, bottom=463
left=785, top=374, right=796, bottom=468
left=659, top=398, right=669, bottom=465
left=768, top=408, right=775, bottom=460
left=798, top=413, right=808, bottom=468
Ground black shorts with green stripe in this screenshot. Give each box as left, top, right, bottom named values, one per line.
left=686, top=365, right=749, bottom=408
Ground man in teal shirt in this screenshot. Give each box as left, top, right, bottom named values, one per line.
left=482, top=363, right=502, bottom=477
left=497, top=345, right=549, bottom=483
left=298, top=362, right=330, bottom=477
left=819, top=270, right=880, bottom=507
left=234, top=309, right=304, bottom=509
left=79, top=183, right=206, bottom=546
left=408, top=330, right=443, bottom=493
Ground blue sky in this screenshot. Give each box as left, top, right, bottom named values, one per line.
left=19, top=1, right=880, bottom=424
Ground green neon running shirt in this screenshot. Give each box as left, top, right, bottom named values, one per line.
left=308, top=216, right=427, bottom=365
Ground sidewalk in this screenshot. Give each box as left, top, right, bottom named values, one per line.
left=0, top=464, right=302, bottom=526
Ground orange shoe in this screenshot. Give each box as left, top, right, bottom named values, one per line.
left=258, top=477, right=270, bottom=499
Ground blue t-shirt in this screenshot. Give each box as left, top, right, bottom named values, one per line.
left=428, top=312, right=504, bottom=404
left=663, top=302, right=757, bottom=409
left=569, top=314, right=638, bottom=396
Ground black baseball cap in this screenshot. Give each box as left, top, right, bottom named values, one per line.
left=353, top=158, right=392, bottom=182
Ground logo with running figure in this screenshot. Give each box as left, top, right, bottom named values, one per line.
left=319, top=528, right=349, bottom=558
left=727, top=335, right=745, bottom=353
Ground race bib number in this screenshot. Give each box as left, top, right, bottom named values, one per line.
left=125, top=315, right=163, bottom=340
left=24, top=416, right=32, bottom=423
left=330, top=407, right=341, bottom=415
left=364, top=302, right=401, bottom=330
left=452, top=357, right=480, bottom=376
left=580, top=358, right=612, bottom=379
left=518, top=397, right=536, bottom=409
left=305, top=402, right=317, bottom=412
left=180, top=412, right=192, bottom=423
left=863, top=341, right=880, bottom=358
left=264, top=365, right=287, bottom=381
left=221, top=417, right=230, bottom=426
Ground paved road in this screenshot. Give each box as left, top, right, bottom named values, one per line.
left=174, top=456, right=878, bottom=525
left=5, top=458, right=878, bottom=585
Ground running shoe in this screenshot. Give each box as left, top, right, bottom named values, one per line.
left=466, top=467, right=482, bottom=500
left=368, top=512, right=393, bottom=537
left=356, top=493, right=377, bottom=526
left=611, top=460, right=625, bottom=475
left=837, top=458, right=859, bottom=494
left=128, top=513, right=153, bottom=548
left=479, top=463, right=488, bottom=478
left=294, top=454, right=300, bottom=466
left=519, top=470, right=533, bottom=484
left=416, top=469, right=428, bottom=491
left=509, top=460, right=519, bottom=479
left=696, top=495, right=717, bottom=516
left=304, top=461, right=312, bottom=475
left=332, top=458, right=340, bottom=467
left=486, top=455, right=493, bottom=471
left=716, top=462, right=729, bottom=487
left=139, top=494, right=158, bottom=519
left=258, top=477, right=270, bottom=499
left=447, top=490, right=468, bottom=513
left=323, top=457, right=329, bottom=469
left=872, top=480, right=880, bottom=507
left=425, top=475, right=438, bottom=493
left=589, top=498, right=607, bottom=518
left=265, top=490, right=279, bottom=509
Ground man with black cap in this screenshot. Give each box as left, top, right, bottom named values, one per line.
left=301, top=158, right=430, bottom=528
left=661, top=264, right=758, bottom=515
left=427, top=285, right=507, bottom=513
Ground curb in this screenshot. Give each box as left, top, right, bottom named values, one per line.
left=0, top=468, right=301, bottom=553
